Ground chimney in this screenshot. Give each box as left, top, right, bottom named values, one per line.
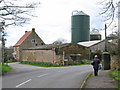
left=25, top=31, right=27, bottom=33
left=32, top=28, right=35, bottom=32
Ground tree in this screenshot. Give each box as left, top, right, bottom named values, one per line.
left=0, top=0, right=40, bottom=65
left=0, top=0, right=40, bottom=27
left=4, top=46, right=14, bottom=62
left=99, top=0, right=116, bottom=27
left=52, top=38, right=67, bottom=45
left=99, top=0, right=120, bottom=70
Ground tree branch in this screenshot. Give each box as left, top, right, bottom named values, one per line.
left=0, top=0, right=40, bottom=27
left=99, top=0, right=116, bottom=28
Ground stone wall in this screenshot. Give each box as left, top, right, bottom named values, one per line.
left=90, top=41, right=105, bottom=52
left=111, top=55, right=120, bottom=70
left=21, top=31, right=45, bottom=50
left=15, top=30, right=45, bottom=61
left=22, top=50, right=61, bottom=64
left=22, top=43, right=89, bottom=65
left=58, top=43, right=89, bottom=59
left=0, top=43, right=2, bottom=62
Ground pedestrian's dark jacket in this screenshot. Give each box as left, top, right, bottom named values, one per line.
left=91, top=58, right=100, bottom=69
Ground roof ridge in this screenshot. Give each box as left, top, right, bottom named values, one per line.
left=14, top=31, right=32, bottom=47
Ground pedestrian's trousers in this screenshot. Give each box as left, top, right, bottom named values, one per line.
left=94, top=68, right=98, bottom=76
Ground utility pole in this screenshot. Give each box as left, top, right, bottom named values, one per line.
left=105, top=24, right=107, bottom=52
left=102, top=24, right=111, bottom=70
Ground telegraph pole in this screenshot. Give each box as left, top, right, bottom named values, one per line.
left=102, top=24, right=111, bottom=70
left=105, top=24, right=107, bottom=52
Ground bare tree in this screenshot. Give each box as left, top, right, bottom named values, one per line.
left=99, top=0, right=116, bottom=27
left=53, top=38, right=67, bottom=45
left=0, top=0, right=40, bottom=27
left=99, top=0, right=120, bottom=70
left=0, top=0, right=40, bottom=65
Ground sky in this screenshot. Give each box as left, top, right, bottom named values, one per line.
left=3, top=0, right=118, bottom=47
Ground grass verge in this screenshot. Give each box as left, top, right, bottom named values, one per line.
left=20, top=61, right=90, bottom=67
left=109, top=70, right=120, bottom=90
left=81, top=72, right=93, bottom=89
left=0, top=63, right=12, bottom=72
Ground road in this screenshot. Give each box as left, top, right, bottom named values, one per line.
left=2, top=62, right=93, bottom=88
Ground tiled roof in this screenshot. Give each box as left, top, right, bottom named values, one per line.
left=24, top=43, right=70, bottom=50
left=14, top=31, right=32, bottom=47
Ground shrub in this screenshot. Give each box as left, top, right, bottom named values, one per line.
left=81, top=60, right=91, bottom=64
left=109, top=70, right=120, bottom=90
left=0, top=64, right=12, bottom=72
left=20, top=61, right=54, bottom=67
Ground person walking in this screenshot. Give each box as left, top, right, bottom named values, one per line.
left=91, top=55, right=100, bottom=76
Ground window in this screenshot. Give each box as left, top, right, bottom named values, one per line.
left=31, top=39, right=36, bottom=43
left=41, top=43, right=44, bottom=45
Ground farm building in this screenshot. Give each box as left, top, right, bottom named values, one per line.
left=13, top=28, right=45, bottom=61
left=22, top=43, right=89, bottom=65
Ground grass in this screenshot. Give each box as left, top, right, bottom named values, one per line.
left=7, top=61, right=14, bottom=63
left=81, top=72, right=93, bottom=89
left=109, top=70, right=120, bottom=90
left=0, top=63, right=12, bottom=72
left=20, top=61, right=90, bottom=67
left=87, top=72, right=93, bottom=79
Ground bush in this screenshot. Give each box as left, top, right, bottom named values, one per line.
left=81, top=60, right=91, bottom=64
left=20, top=61, right=90, bottom=67
left=0, top=64, right=12, bottom=72
left=20, top=61, right=54, bottom=67
left=109, top=70, right=120, bottom=90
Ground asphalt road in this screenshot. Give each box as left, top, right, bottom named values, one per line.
left=2, top=62, right=93, bottom=88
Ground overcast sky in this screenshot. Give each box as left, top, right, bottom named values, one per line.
left=4, top=0, right=118, bottom=47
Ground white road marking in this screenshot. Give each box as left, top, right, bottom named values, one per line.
left=58, top=71, right=62, bottom=72
left=37, top=73, right=48, bottom=77
left=16, top=79, right=32, bottom=88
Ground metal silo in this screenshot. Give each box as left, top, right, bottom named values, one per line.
left=71, top=11, right=90, bottom=43
left=90, top=29, right=101, bottom=41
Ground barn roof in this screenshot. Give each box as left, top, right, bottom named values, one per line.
left=23, top=43, right=71, bottom=50
left=13, top=31, right=32, bottom=47
left=77, top=40, right=105, bottom=47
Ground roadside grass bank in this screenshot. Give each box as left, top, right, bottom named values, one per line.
left=109, top=70, right=120, bottom=90
left=81, top=72, right=93, bottom=89
left=0, top=63, right=12, bottom=72
left=20, top=61, right=91, bottom=67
